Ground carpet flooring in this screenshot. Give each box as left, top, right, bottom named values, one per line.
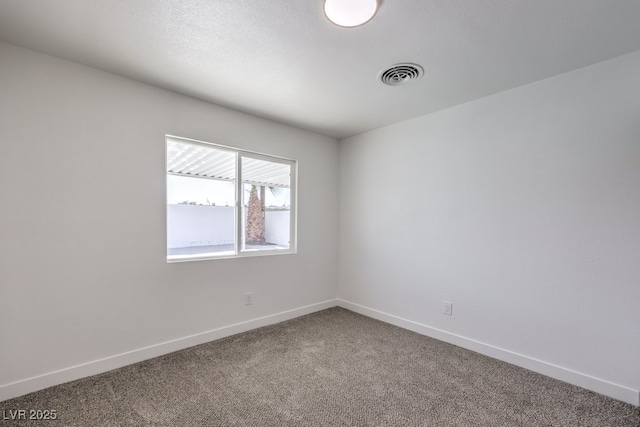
left=1, top=307, right=638, bottom=426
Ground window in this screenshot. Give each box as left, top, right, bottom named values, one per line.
left=166, top=135, right=296, bottom=262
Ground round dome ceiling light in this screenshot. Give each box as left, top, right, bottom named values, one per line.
left=323, top=0, right=378, bottom=28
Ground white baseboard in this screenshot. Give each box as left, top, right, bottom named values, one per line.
left=0, top=299, right=338, bottom=403
left=3, top=298, right=638, bottom=407
left=337, top=298, right=639, bottom=407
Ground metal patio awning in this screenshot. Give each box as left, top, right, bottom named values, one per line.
left=166, top=138, right=291, bottom=188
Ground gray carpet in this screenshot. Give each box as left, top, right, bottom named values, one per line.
left=1, top=308, right=638, bottom=426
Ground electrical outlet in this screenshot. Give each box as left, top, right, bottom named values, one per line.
left=244, top=292, right=253, bottom=305
left=443, top=301, right=453, bottom=316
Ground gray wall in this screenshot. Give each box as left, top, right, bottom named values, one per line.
left=339, top=51, right=640, bottom=404
left=0, top=42, right=339, bottom=399
left=2, top=39, right=638, bottom=405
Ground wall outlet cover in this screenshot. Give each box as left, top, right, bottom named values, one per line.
left=443, top=301, right=453, bottom=316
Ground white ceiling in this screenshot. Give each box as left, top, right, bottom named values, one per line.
left=1, top=0, right=639, bottom=139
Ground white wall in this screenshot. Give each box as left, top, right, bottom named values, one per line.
left=265, top=210, right=290, bottom=246
left=1, top=39, right=638, bottom=406
left=0, top=42, right=339, bottom=400
left=339, top=51, right=640, bottom=405
left=167, top=204, right=235, bottom=248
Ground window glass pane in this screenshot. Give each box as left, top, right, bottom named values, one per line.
left=167, top=140, right=236, bottom=259
left=166, top=136, right=296, bottom=261
left=241, top=157, right=291, bottom=252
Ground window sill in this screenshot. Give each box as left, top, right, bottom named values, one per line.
left=167, top=248, right=296, bottom=263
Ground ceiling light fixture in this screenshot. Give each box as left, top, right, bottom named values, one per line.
left=323, top=0, right=378, bottom=28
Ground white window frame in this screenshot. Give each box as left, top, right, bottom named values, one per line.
left=166, top=135, right=297, bottom=262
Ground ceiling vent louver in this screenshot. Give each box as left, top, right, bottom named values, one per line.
left=378, top=63, right=424, bottom=86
